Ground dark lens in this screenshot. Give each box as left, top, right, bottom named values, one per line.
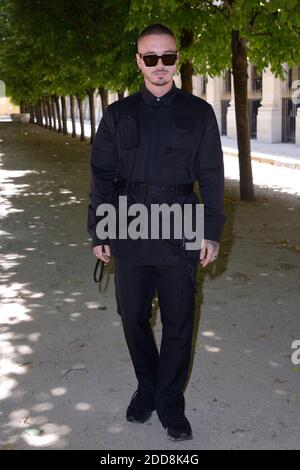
left=162, top=54, right=177, bottom=66
left=143, top=55, right=159, bottom=67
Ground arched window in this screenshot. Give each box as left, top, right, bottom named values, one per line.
left=223, top=69, right=231, bottom=94
left=251, top=66, right=262, bottom=93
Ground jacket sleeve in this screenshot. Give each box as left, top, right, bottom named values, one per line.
left=87, top=106, right=118, bottom=248
left=195, top=104, right=226, bottom=242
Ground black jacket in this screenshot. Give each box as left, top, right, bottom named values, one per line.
left=87, top=80, right=226, bottom=265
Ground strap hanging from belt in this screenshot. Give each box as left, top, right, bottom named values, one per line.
left=93, top=258, right=105, bottom=283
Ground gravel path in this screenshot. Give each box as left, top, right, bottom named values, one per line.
left=0, top=122, right=299, bottom=450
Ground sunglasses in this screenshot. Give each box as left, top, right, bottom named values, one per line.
left=139, top=52, right=178, bottom=67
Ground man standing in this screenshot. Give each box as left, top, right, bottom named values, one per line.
left=87, top=23, right=226, bottom=442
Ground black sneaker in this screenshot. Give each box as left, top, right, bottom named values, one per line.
left=126, top=389, right=155, bottom=423
left=165, top=406, right=193, bottom=442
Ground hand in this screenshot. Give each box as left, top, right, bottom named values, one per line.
left=92, top=245, right=111, bottom=265
left=200, top=239, right=219, bottom=268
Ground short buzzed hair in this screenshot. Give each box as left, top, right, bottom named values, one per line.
left=136, top=23, right=176, bottom=50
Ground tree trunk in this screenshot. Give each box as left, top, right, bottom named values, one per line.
left=70, top=95, right=77, bottom=138
left=38, top=103, right=43, bottom=126
left=179, top=29, right=194, bottom=93
left=33, top=105, right=38, bottom=124
left=23, top=102, right=30, bottom=113
left=118, top=91, right=125, bottom=100
left=46, top=97, right=52, bottom=130
left=37, top=100, right=43, bottom=126
left=87, top=88, right=96, bottom=144
left=35, top=104, right=41, bottom=125
left=76, top=95, right=86, bottom=141
left=20, top=100, right=25, bottom=113
left=231, top=30, right=255, bottom=201
left=54, top=95, right=62, bottom=133
left=99, top=87, right=108, bottom=114
left=29, top=104, right=35, bottom=123
left=180, top=60, right=194, bottom=93
left=61, top=96, right=68, bottom=135
left=42, top=98, right=48, bottom=128
left=51, top=95, right=57, bottom=131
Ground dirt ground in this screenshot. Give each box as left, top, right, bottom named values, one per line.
left=0, top=121, right=300, bottom=450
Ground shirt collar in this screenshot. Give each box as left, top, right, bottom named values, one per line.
left=141, top=80, right=178, bottom=107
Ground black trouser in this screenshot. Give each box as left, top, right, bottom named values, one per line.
left=114, top=257, right=198, bottom=427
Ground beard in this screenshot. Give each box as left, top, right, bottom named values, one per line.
left=151, top=70, right=170, bottom=85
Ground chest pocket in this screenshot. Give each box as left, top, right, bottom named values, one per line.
left=117, top=116, right=140, bottom=149
left=168, top=115, right=196, bottom=150
left=173, top=115, right=195, bottom=134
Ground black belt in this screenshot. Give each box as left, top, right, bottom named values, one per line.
left=114, top=178, right=194, bottom=196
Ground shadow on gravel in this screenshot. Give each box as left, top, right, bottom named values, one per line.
left=0, top=122, right=299, bottom=449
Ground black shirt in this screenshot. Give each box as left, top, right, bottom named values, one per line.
left=87, top=79, right=226, bottom=265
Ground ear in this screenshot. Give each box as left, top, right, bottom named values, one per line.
left=135, top=53, right=142, bottom=70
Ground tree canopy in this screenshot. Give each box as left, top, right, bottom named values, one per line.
left=1, top=0, right=299, bottom=200
left=1, top=0, right=299, bottom=104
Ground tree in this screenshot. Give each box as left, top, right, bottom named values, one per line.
left=1, top=0, right=299, bottom=196
left=127, top=0, right=300, bottom=201
left=0, top=0, right=135, bottom=143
